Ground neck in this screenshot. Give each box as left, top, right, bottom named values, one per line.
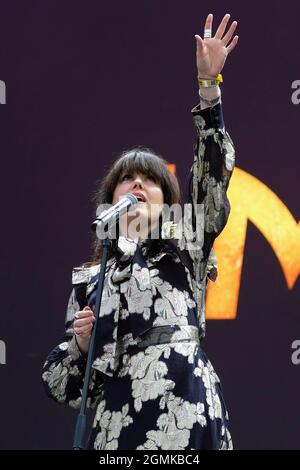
left=119, top=218, right=160, bottom=242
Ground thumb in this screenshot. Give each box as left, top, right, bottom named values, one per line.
left=83, top=305, right=92, bottom=310
left=195, top=35, right=204, bottom=51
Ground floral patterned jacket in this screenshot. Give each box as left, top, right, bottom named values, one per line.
left=42, top=102, right=235, bottom=409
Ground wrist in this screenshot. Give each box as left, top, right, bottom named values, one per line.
left=199, top=85, right=221, bottom=99
left=197, top=74, right=216, bottom=80
left=198, top=85, right=221, bottom=109
left=75, top=335, right=90, bottom=356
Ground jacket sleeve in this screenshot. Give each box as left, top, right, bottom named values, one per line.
left=184, top=101, right=235, bottom=282
left=41, top=288, right=104, bottom=410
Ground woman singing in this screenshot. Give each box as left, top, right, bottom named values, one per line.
left=42, top=13, right=239, bottom=450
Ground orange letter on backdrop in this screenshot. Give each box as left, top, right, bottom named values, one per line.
left=167, top=164, right=300, bottom=320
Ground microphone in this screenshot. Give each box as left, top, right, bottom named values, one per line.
left=91, top=193, right=138, bottom=232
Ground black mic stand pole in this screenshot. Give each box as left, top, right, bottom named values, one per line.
left=72, top=234, right=111, bottom=450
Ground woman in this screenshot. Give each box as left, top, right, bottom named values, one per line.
left=42, top=13, right=238, bottom=450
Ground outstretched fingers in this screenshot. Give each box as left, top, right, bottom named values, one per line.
left=222, top=21, right=238, bottom=46
left=203, top=13, right=213, bottom=37
left=226, top=35, right=239, bottom=54
left=215, top=13, right=231, bottom=39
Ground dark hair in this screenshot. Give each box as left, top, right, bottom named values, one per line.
left=87, top=146, right=182, bottom=265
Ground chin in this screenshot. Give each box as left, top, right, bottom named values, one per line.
left=129, top=205, right=148, bottom=218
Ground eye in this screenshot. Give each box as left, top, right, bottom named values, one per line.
left=147, top=174, right=157, bottom=182
left=121, top=173, right=132, bottom=181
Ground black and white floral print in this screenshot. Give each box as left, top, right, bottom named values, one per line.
left=42, top=102, right=235, bottom=450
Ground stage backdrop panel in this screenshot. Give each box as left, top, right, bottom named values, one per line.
left=0, top=0, right=299, bottom=449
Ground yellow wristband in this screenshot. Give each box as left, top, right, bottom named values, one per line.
left=198, top=73, right=223, bottom=87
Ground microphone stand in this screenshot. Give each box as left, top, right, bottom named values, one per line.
left=72, top=194, right=137, bottom=449
left=72, top=236, right=111, bottom=450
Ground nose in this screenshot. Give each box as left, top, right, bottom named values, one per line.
left=130, top=174, right=144, bottom=189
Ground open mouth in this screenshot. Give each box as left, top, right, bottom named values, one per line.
left=132, top=192, right=147, bottom=203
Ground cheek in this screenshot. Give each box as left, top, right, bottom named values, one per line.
left=149, top=185, right=164, bottom=204
left=149, top=189, right=164, bottom=217
left=112, top=192, right=117, bottom=205
left=112, top=185, right=122, bottom=204
left=156, top=189, right=164, bottom=205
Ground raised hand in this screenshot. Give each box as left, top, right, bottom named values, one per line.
left=195, top=13, right=238, bottom=79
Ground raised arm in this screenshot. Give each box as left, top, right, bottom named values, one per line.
left=183, top=13, right=239, bottom=284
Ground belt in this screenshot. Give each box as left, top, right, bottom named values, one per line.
left=115, top=324, right=200, bottom=358
left=92, top=324, right=201, bottom=376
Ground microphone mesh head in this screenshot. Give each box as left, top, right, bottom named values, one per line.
left=126, top=193, right=139, bottom=204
